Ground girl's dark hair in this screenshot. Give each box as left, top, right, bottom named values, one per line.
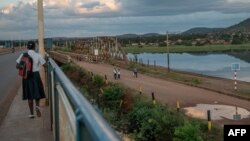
left=27, top=41, right=35, bottom=50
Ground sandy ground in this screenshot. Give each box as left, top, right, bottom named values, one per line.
left=74, top=60, right=250, bottom=125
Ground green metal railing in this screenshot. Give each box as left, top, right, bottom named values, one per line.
left=47, top=58, right=121, bottom=141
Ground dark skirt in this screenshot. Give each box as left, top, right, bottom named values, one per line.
left=22, top=72, right=46, bottom=100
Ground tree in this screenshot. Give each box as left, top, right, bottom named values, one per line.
left=231, top=32, right=245, bottom=44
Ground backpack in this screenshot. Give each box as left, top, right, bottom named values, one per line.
left=16, top=53, right=33, bottom=79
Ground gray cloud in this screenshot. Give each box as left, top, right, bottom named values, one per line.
left=0, top=0, right=250, bottom=40
left=118, top=0, right=250, bottom=16
left=43, top=0, right=250, bottom=18
left=80, top=1, right=102, bottom=9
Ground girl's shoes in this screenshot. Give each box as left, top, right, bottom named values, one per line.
left=35, top=106, right=41, bottom=117
left=28, top=114, right=35, bottom=119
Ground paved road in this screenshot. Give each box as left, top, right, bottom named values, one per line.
left=0, top=52, right=22, bottom=125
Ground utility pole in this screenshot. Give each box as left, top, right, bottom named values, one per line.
left=166, top=31, right=170, bottom=72
left=37, top=0, right=47, bottom=106
left=38, top=0, right=45, bottom=57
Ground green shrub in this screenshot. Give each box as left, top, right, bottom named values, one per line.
left=102, top=108, right=119, bottom=128
left=79, top=86, right=90, bottom=100
left=153, top=108, right=184, bottom=141
left=101, top=84, right=123, bottom=109
left=198, top=121, right=223, bottom=141
left=129, top=99, right=184, bottom=141
left=103, top=108, right=130, bottom=132
left=61, top=63, right=74, bottom=71
left=129, top=100, right=155, bottom=130
left=92, top=75, right=104, bottom=87
left=79, top=68, right=87, bottom=77
left=174, top=122, right=203, bottom=141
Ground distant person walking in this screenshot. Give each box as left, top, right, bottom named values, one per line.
left=117, top=68, right=121, bottom=79
left=113, top=67, right=117, bottom=79
left=133, top=67, right=138, bottom=78
left=16, top=41, right=46, bottom=119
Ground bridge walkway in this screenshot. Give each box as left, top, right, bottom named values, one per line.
left=0, top=86, right=53, bottom=141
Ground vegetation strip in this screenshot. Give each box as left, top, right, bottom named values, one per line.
left=61, top=63, right=222, bottom=141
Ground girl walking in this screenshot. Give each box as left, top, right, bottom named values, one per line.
left=16, top=41, right=46, bottom=118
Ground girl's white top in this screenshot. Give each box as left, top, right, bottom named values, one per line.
left=16, top=50, right=46, bottom=72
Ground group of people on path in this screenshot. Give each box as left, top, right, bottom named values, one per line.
left=113, top=67, right=121, bottom=80
left=113, top=66, right=138, bottom=80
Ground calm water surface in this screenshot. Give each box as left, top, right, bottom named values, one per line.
left=127, top=52, right=250, bottom=82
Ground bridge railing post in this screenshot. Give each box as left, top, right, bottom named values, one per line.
left=47, top=62, right=53, bottom=131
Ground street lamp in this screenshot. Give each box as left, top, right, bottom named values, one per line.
left=37, top=0, right=47, bottom=106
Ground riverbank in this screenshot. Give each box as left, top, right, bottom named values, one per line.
left=110, top=59, right=250, bottom=100
left=54, top=50, right=250, bottom=100
left=124, top=44, right=250, bottom=53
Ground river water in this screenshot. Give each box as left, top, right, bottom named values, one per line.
left=127, top=52, right=250, bottom=82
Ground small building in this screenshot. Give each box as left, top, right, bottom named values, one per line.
left=131, top=43, right=139, bottom=46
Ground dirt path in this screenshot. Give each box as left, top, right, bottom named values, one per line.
left=75, top=60, right=250, bottom=124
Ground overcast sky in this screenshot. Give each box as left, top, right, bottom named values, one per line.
left=0, top=0, right=250, bottom=40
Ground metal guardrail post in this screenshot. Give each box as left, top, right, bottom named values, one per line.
left=54, top=83, right=60, bottom=141
left=47, top=63, right=53, bottom=131
left=76, top=110, right=82, bottom=141
left=76, top=109, right=83, bottom=141
left=50, top=68, right=59, bottom=141
left=76, top=109, right=93, bottom=141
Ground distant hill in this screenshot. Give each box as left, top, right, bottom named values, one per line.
left=182, top=17, right=250, bottom=35
left=117, top=34, right=139, bottom=38
left=225, top=18, right=250, bottom=33
left=182, top=27, right=224, bottom=35
left=142, top=33, right=162, bottom=37
left=118, top=33, right=163, bottom=38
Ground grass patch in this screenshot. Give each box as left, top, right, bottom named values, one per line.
left=237, top=89, right=250, bottom=98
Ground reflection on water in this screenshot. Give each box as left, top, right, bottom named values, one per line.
left=127, top=52, right=250, bottom=82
